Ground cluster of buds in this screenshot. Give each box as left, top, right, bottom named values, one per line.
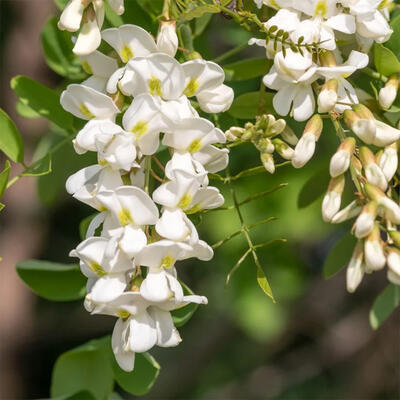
left=59, top=21, right=233, bottom=372
left=225, top=114, right=298, bottom=173
left=320, top=103, right=400, bottom=292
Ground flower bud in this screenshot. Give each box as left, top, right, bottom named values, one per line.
left=281, top=125, right=298, bottom=146
left=331, top=200, right=362, bottom=224
left=365, top=183, right=400, bottom=224
left=272, top=138, right=294, bottom=160
left=329, top=137, right=355, bottom=178
left=379, top=74, right=399, bottom=109
left=346, top=241, right=364, bottom=293
left=354, top=201, right=377, bottom=238
left=378, top=142, right=398, bottom=182
left=225, top=126, right=246, bottom=142
left=157, top=21, right=178, bottom=57
left=359, top=146, right=388, bottom=191
left=318, top=79, right=338, bottom=113
left=351, top=155, right=362, bottom=175
left=322, top=175, right=345, bottom=222
left=389, top=230, right=400, bottom=247
left=344, top=109, right=376, bottom=145
left=261, top=152, right=275, bottom=174
left=364, top=224, right=386, bottom=272
left=256, top=138, right=275, bottom=154
left=319, top=50, right=337, bottom=67
left=292, top=115, right=322, bottom=169
left=387, top=248, right=400, bottom=285
left=353, top=104, right=375, bottom=120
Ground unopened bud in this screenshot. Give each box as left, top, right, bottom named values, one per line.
left=330, top=137, right=355, bottom=177
left=378, top=142, right=398, bottom=182
left=256, top=138, right=275, bottom=153
left=353, top=104, right=375, bottom=120
left=261, top=152, right=275, bottom=174
left=365, top=184, right=400, bottom=224
left=225, top=126, right=246, bottom=142
left=281, top=125, right=298, bottom=146
left=319, top=50, right=337, bottom=67
left=354, top=201, right=377, bottom=238
left=360, top=146, right=387, bottom=191
left=364, top=224, right=386, bottom=272
left=346, top=241, right=364, bottom=293
left=379, top=74, right=399, bottom=109
left=322, top=175, right=345, bottom=222
left=318, top=79, right=338, bottom=113
left=157, top=21, right=179, bottom=57
left=331, top=200, right=362, bottom=223
left=304, top=114, right=323, bottom=139
left=272, top=138, right=294, bottom=160
left=387, top=248, right=400, bottom=286
left=389, top=230, right=400, bottom=247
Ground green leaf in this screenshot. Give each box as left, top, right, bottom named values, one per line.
left=385, top=14, right=400, bottom=58
left=179, top=24, right=194, bottom=52
left=122, top=0, right=153, bottom=31
left=43, top=390, right=96, bottom=400
left=16, top=259, right=86, bottom=301
left=0, top=160, right=11, bottom=198
left=373, top=44, right=400, bottom=76
left=104, top=2, right=124, bottom=26
left=111, top=352, right=160, bottom=396
left=192, top=13, right=213, bottom=37
left=21, top=153, right=52, bottom=177
left=16, top=101, right=40, bottom=119
left=51, top=337, right=114, bottom=400
left=256, top=264, right=275, bottom=301
left=323, top=233, right=357, bottom=279
left=228, top=91, right=274, bottom=119
left=172, top=281, right=199, bottom=327
left=179, top=4, right=221, bottom=21
left=41, top=17, right=85, bottom=79
left=10, top=76, right=74, bottom=132
left=297, top=167, right=327, bottom=209
left=0, top=108, right=24, bottom=163
left=370, top=284, right=400, bottom=330
left=223, top=58, right=272, bottom=81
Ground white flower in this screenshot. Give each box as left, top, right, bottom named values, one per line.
left=182, top=59, right=234, bottom=113
left=387, top=248, right=400, bottom=286
left=61, top=84, right=120, bottom=120
left=331, top=200, right=362, bottom=223
left=317, top=51, right=369, bottom=113
left=346, top=241, right=364, bottom=293
left=192, top=145, right=229, bottom=173
left=318, top=79, right=338, bottom=113
left=162, top=117, right=226, bottom=154
left=66, top=165, right=123, bottom=210
left=354, top=202, right=377, bottom=238
left=364, top=225, right=386, bottom=272
left=122, top=93, right=169, bottom=155
left=329, top=137, right=355, bottom=177
left=378, top=143, right=398, bottom=182
left=70, top=236, right=132, bottom=303
left=322, top=175, right=345, bottom=222
left=379, top=75, right=399, bottom=109
left=157, top=21, right=179, bottom=57
left=263, top=50, right=318, bottom=121
left=292, top=132, right=317, bottom=168
left=102, top=24, right=158, bottom=63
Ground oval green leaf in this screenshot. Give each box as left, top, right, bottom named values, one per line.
left=228, top=91, right=274, bottom=119
left=16, top=259, right=86, bottom=301
left=374, top=43, right=400, bottom=76
left=0, top=108, right=24, bottom=163
left=0, top=160, right=11, bottom=198
left=297, top=167, right=327, bottom=209
left=224, top=58, right=272, bottom=82
left=370, top=284, right=400, bottom=330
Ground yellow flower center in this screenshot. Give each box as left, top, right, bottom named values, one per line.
left=148, top=76, right=163, bottom=97
left=160, top=254, right=174, bottom=269
left=315, top=0, right=327, bottom=17
left=118, top=208, right=134, bottom=226
left=188, top=139, right=202, bottom=153
left=89, top=262, right=107, bottom=277
left=178, top=193, right=192, bottom=209
left=121, top=45, right=134, bottom=63
left=131, top=121, right=148, bottom=138
left=79, top=104, right=95, bottom=119
left=184, top=78, right=199, bottom=97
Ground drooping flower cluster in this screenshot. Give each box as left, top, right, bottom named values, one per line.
left=60, top=23, right=233, bottom=371
left=232, top=0, right=400, bottom=292
left=251, top=0, right=393, bottom=121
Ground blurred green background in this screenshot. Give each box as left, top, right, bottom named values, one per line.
left=0, top=1, right=398, bottom=399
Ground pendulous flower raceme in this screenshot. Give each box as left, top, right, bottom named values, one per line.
left=226, top=0, right=400, bottom=294
left=60, top=22, right=233, bottom=372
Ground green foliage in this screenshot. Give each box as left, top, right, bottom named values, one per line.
left=0, top=160, right=11, bottom=198
left=11, top=76, right=74, bottom=132
left=228, top=91, right=274, bottom=119
left=172, top=281, right=200, bottom=327
left=111, top=352, right=160, bottom=396
left=16, top=260, right=86, bottom=301
left=385, top=14, right=400, bottom=58
left=51, top=337, right=114, bottom=400
left=370, top=284, right=400, bottom=330
left=297, top=167, right=327, bottom=209
left=0, top=108, right=24, bottom=163
left=52, top=336, right=160, bottom=399
left=41, top=17, right=85, bottom=79
left=223, top=58, right=272, bottom=81
left=49, top=391, right=96, bottom=400
left=373, top=43, right=400, bottom=76
left=21, top=153, right=52, bottom=177
left=256, top=264, right=274, bottom=300
left=323, top=234, right=357, bottom=279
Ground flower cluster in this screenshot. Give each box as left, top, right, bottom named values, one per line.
left=251, top=0, right=393, bottom=121
left=243, top=0, right=400, bottom=292
left=60, top=23, right=233, bottom=371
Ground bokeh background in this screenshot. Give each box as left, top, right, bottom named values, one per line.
left=0, top=1, right=399, bottom=399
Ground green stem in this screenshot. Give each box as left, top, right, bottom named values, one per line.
left=213, top=43, right=248, bottom=64
left=162, top=0, right=171, bottom=19
left=361, top=67, right=387, bottom=83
